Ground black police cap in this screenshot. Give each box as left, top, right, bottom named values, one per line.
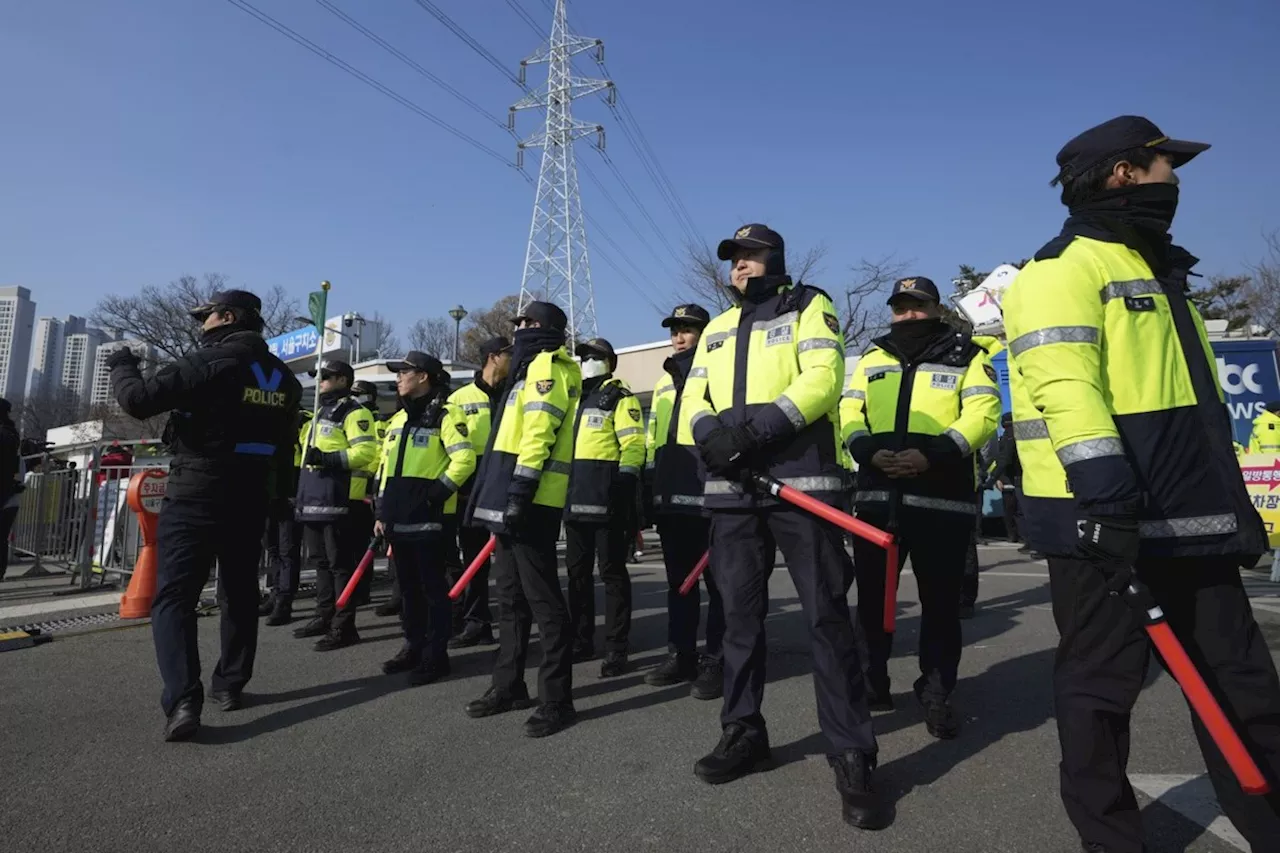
left=716, top=223, right=784, bottom=261
left=886, top=276, right=941, bottom=305
left=661, top=303, right=711, bottom=329
left=1051, top=115, right=1210, bottom=187
left=478, top=336, right=512, bottom=362
left=189, top=289, right=262, bottom=318
left=308, top=357, right=354, bottom=381
left=385, top=350, right=444, bottom=377
left=574, top=337, right=616, bottom=362
left=511, top=300, right=568, bottom=333
left=351, top=380, right=379, bottom=399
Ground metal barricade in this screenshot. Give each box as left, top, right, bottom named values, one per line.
left=10, top=440, right=171, bottom=588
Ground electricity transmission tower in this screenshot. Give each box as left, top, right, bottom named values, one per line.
left=511, top=0, right=613, bottom=343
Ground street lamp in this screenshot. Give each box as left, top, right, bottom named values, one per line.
left=448, top=305, right=468, bottom=361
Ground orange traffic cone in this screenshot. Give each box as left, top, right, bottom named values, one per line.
left=120, top=470, right=167, bottom=619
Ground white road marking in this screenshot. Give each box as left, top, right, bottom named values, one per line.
left=1129, top=773, right=1249, bottom=851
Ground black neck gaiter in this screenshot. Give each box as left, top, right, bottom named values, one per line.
left=889, top=317, right=947, bottom=363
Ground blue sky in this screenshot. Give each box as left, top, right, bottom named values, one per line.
left=2, top=0, right=1278, bottom=349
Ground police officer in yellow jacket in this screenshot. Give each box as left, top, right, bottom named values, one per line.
left=841, top=276, right=999, bottom=737
left=643, top=303, right=726, bottom=700
left=262, top=408, right=311, bottom=626
left=375, top=351, right=475, bottom=685
left=465, top=301, right=581, bottom=738
left=351, top=379, right=385, bottom=607
left=681, top=224, right=889, bottom=830
left=444, top=336, right=511, bottom=647
left=293, top=357, right=380, bottom=651
left=563, top=337, right=646, bottom=677
left=1005, top=116, right=1279, bottom=852
left=1249, top=402, right=1280, bottom=454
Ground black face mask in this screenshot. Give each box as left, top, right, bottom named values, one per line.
left=1069, top=182, right=1179, bottom=234
left=888, top=317, right=946, bottom=361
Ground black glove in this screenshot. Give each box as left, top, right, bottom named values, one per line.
left=303, top=446, right=325, bottom=467
left=504, top=491, right=531, bottom=534
left=426, top=480, right=454, bottom=507
left=105, top=348, right=140, bottom=370
left=1076, top=515, right=1140, bottom=591
left=699, top=424, right=759, bottom=479
left=640, top=481, right=654, bottom=528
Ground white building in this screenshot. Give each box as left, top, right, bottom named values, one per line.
left=60, top=327, right=109, bottom=404
left=28, top=315, right=86, bottom=398
left=89, top=339, right=155, bottom=406
left=0, top=286, right=36, bottom=401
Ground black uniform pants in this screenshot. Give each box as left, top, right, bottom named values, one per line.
left=304, top=508, right=361, bottom=632
left=490, top=507, right=573, bottom=704
left=151, top=496, right=267, bottom=716
left=853, top=505, right=970, bottom=702
left=711, top=507, right=874, bottom=753
left=350, top=500, right=375, bottom=604
left=265, top=498, right=301, bottom=598
left=1002, top=487, right=1021, bottom=543
left=961, top=496, right=982, bottom=607
left=1050, top=555, right=1280, bottom=853
left=564, top=520, right=632, bottom=653
left=656, top=514, right=723, bottom=658
left=0, top=504, right=18, bottom=580
left=444, top=516, right=494, bottom=632
left=389, top=532, right=451, bottom=662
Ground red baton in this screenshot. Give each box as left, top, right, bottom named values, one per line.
left=337, top=536, right=381, bottom=610
left=448, top=534, right=497, bottom=600
left=678, top=551, right=711, bottom=596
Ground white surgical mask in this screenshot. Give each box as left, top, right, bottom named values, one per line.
left=356, top=394, right=373, bottom=407
left=581, top=358, right=609, bottom=379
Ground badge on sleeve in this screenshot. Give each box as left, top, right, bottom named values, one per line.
left=823, top=312, right=840, bottom=335
left=628, top=406, right=641, bottom=421
left=983, top=364, right=998, bottom=383
left=357, top=419, right=370, bottom=431
left=456, top=422, right=468, bottom=437
left=536, top=379, right=555, bottom=395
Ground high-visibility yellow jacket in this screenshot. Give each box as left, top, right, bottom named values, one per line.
left=295, top=392, right=380, bottom=521
left=646, top=351, right=708, bottom=516
left=448, top=379, right=499, bottom=469
left=564, top=376, right=646, bottom=522
left=680, top=276, right=846, bottom=509
left=840, top=330, right=999, bottom=516
left=377, top=396, right=475, bottom=536
left=1002, top=225, right=1267, bottom=558
left=1248, top=408, right=1280, bottom=454
left=469, top=347, right=582, bottom=531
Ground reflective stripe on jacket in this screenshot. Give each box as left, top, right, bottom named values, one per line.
left=646, top=357, right=707, bottom=516
left=564, top=376, right=646, bottom=522
left=296, top=395, right=380, bottom=520
left=377, top=400, right=475, bottom=533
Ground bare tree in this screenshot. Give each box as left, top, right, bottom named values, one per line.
left=407, top=317, right=456, bottom=359
left=359, top=311, right=401, bottom=359
left=841, top=256, right=909, bottom=354
left=1245, top=230, right=1280, bottom=335
left=458, top=295, right=522, bottom=363
left=679, top=242, right=831, bottom=312
left=14, top=387, right=88, bottom=440
left=92, top=274, right=305, bottom=361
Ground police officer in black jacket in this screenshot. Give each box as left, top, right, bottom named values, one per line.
left=111, top=289, right=302, bottom=742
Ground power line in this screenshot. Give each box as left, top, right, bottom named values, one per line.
left=503, top=0, right=545, bottom=38
left=578, top=158, right=683, bottom=279
left=221, top=0, right=514, bottom=168
left=608, top=80, right=701, bottom=240
left=408, top=0, right=527, bottom=90
left=315, top=0, right=508, bottom=131
left=583, top=212, right=666, bottom=317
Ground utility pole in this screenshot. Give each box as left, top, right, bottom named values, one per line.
left=510, top=0, right=612, bottom=344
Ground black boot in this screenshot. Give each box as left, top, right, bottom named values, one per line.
left=690, top=655, right=723, bottom=700
left=314, top=626, right=360, bottom=652
left=465, top=685, right=536, bottom=718
left=293, top=616, right=329, bottom=639
left=867, top=678, right=893, bottom=712
left=524, top=701, right=577, bottom=738
left=257, top=592, right=275, bottom=617
left=208, top=687, right=243, bottom=712
left=919, top=693, right=960, bottom=739
left=408, top=656, right=451, bottom=686
left=448, top=622, right=495, bottom=649
left=644, top=652, right=697, bottom=687
left=374, top=599, right=402, bottom=617
left=571, top=640, right=595, bottom=663
left=265, top=596, right=293, bottom=626
left=382, top=644, right=420, bottom=675
left=829, top=750, right=892, bottom=830
left=163, top=697, right=201, bottom=742
left=694, top=723, right=774, bottom=784
left=599, top=651, right=628, bottom=678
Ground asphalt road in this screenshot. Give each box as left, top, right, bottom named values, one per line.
left=2, top=543, right=1276, bottom=853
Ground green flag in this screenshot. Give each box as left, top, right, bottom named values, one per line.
left=308, top=288, right=328, bottom=332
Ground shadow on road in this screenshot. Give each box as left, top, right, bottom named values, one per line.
left=199, top=674, right=401, bottom=744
